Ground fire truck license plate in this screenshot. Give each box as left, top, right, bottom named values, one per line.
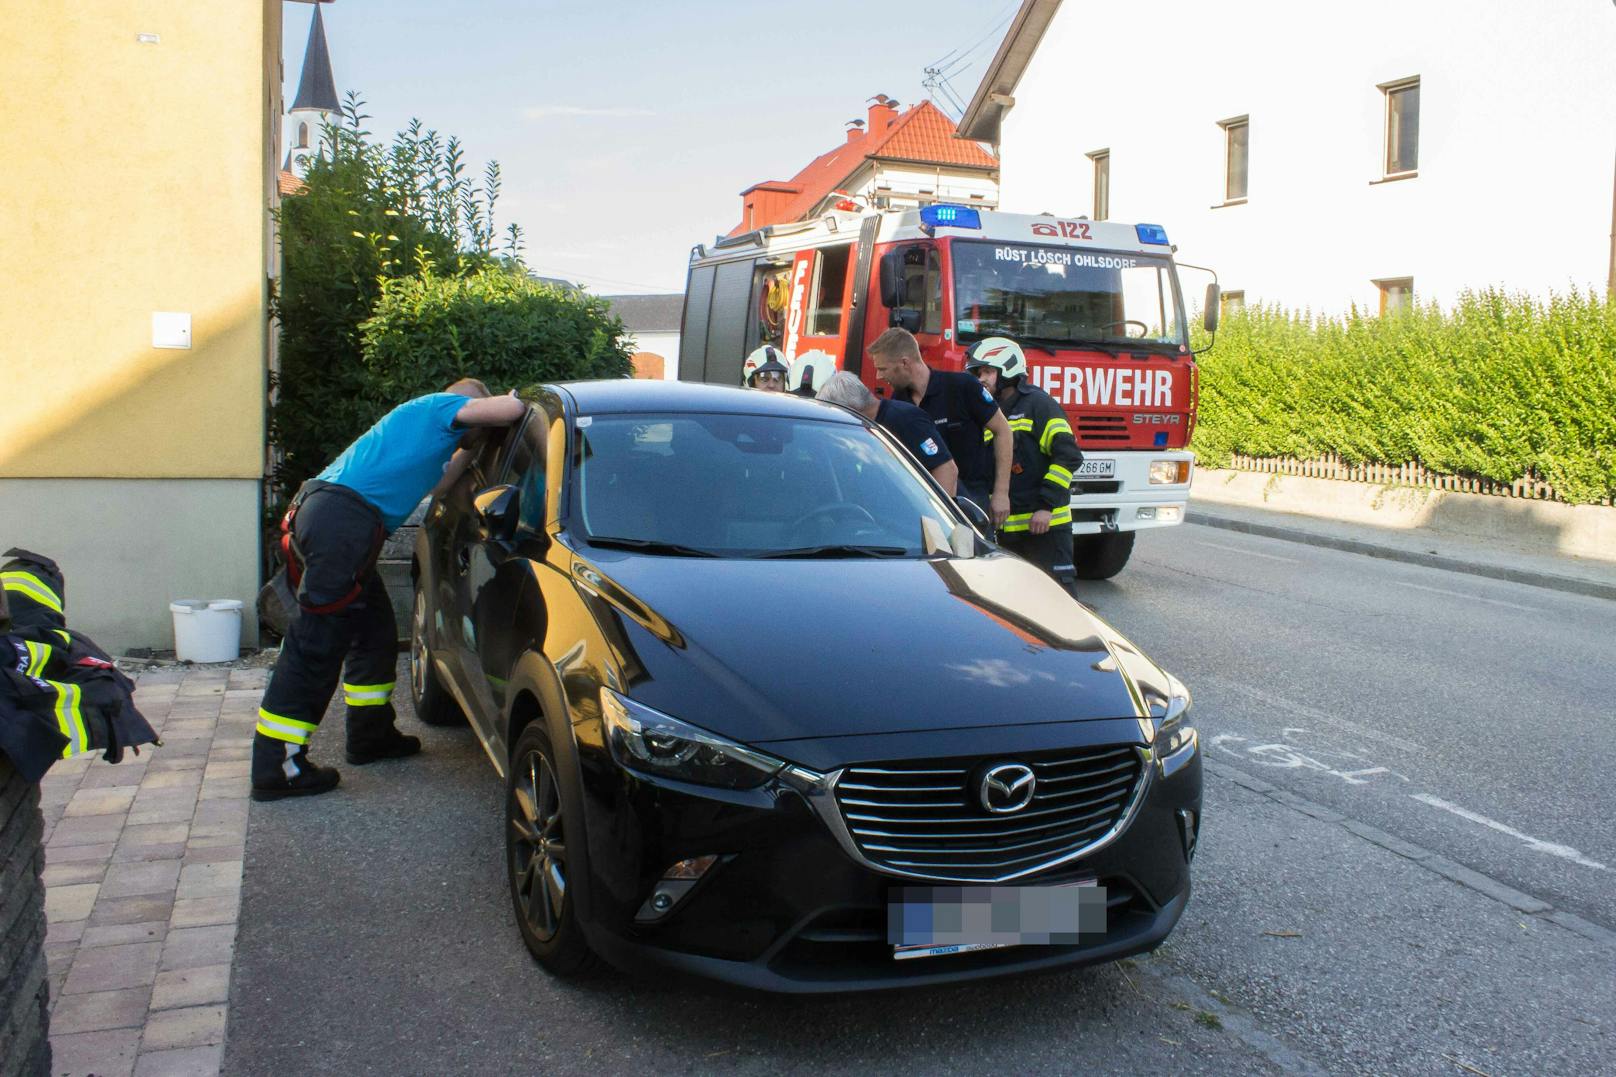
left=1076, top=460, right=1116, bottom=478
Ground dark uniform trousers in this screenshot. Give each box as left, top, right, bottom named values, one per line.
left=256, top=485, right=400, bottom=775
left=999, top=527, right=1075, bottom=587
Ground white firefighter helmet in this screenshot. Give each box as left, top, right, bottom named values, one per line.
left=964, top=337, right=1029, bottom=382
left=788, top=350, right=836, bottom=396
left=743, top=344, right=790, bottom=387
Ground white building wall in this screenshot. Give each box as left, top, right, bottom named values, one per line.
left=997, top=0, right=1616, bottom=315
left=851, top=163, right=999, bottom=210
left=627, top=330, right=681, bottom=379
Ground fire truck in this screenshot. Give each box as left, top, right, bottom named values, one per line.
left=677, top=203, right=1220, bottom=578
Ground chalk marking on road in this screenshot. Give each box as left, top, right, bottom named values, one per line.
left=1411, top=794, right=1608, bottom=871
left=1210, top=734, right=1394, bottom=785
left=1191, top=539, right=1300, bottom=564
left=1201, top=677, right=1425, bottom=755
left=1399, top=580, right=1545, bottom=614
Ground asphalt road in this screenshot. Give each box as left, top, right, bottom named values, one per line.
left=225, top=525, right=1616, bottom=1075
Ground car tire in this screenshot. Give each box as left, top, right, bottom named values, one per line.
left=409, top=586, right=464, bottom=727
left=506, top=723, right=599, bottom=977
left=1071, top=531, right=1135, bottom=580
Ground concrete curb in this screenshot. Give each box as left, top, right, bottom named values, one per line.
left=1205, top=759, right=1616, bottom=950
left=1188, top=506, right=1616, bottom=603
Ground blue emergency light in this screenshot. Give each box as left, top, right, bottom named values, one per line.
left=920, top=204, right=982, bottom=230
left=1136, top=223, right=1170, bottom=245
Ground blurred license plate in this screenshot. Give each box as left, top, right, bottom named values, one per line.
left=1076, top=460, right=1115, bottom=478
left=889, top=881, right=1106, bottom=960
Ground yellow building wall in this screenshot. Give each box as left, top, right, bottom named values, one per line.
left=0, top=1, right=275, bottom=480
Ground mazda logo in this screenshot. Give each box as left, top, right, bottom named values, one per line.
left=979, top=763, right=1036, bottom=813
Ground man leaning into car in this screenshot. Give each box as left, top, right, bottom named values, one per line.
left=252, top=379, right=526, bottom=802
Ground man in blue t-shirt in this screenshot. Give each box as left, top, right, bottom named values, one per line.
left=815, top=371, right=958, bottom=495
left=254, top=378, right=526, bottom=801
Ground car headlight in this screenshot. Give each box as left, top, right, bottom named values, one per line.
left=1149, top=459, right=1191, bottom=484
left=1151, top=674, right=1196, bottom=757
left=600, top=688, right=785, bottom=790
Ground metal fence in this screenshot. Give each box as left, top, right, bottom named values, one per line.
left=1223, top=453, right=1611, bottom=506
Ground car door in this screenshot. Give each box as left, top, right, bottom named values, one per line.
left=438, top=426, right=519, bottom=726
left=464, top=407, right=552, bottom=739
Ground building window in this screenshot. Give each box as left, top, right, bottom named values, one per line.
left=1381, top=78, right=1419, bottom=176
left=808, top=245, right=852, bottom=337
left=1088, top=150, right=1110, bottom=221
left=1375, top=277, right=1413, bottom=314
left=1219, top=116, right=1248, bottom=202
left=1221, top=290, right=1246, bottom=314
left=296, top=122, right=310, bottom=149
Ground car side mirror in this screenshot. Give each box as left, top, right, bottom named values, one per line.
left=892, top=308, right=923, bottom=332
left=1203, top=283, right=1221, bottom=334
left=954, top=494, right=992, bottom=532
left=879, top=251, right=903, bottom=308
left=473, top=484, right=519, bottom=541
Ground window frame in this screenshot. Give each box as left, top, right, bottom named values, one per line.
left=1218, top=116, right=1249, bottom=204
left=807, top=244, right=852, bottom=337
left=1087, top=149, right=1110, bottom=221
left=1379, top=77, right=1420, bottom=179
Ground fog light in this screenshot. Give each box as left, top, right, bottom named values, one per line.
left=635, top=855, right=721, bottom=922
left=1177, top=809, right=1199, bottom=859
left=1149, top=460, right=1191, bottom=484
left=1159, top=505, right=1182, bottom=522
left=1136, top=507, right=1156, bottom=520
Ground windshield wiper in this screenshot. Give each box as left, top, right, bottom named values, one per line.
left=757, top=544, right=909, bottom=559
left=587, top=536, right=719, bottom=557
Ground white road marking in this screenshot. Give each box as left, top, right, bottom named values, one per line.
left=1411, top=794, right=1608, bottom=871
left=1399, top=581, right=1544, bottom=614
left=1204, top=678, right=1425, bottom=755
left=1210, top=734, right=1393, bottom=785
left=1191, top=539, right=1300, bottom=564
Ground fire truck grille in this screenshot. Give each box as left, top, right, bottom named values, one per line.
left=1076, top=415, right=1130, bottom=445
left=833, top=746, right=1144, bottom=881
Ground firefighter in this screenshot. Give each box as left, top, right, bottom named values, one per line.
left=787, top=350, right=836, bottom=397
left=742, top=345, right=790, bottom=392
left=868, top=327, right=1013, bottom=526
left=965, top=337, right=1083, bottom=587
left=252, top=379, right=526, bottom=801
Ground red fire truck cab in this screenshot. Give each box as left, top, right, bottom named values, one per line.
left=678, top=204, right=1220, bottom=577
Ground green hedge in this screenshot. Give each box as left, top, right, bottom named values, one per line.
left=360, top=267, right=632, bottom=399
left=1190, top=290, right=1616, bottom=504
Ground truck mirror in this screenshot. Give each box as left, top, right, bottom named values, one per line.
left=892, top=309, right=923, bottom=333
left=879, top=251, right=903, bottom=308
left=1203, top=284, right=1221, bottom=334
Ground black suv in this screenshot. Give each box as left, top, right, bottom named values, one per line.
left=411, top=380, right=1201, bottom=992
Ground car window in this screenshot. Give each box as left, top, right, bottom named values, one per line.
left=572, top=412, right=957, bottom=557
left=502, top=412, right=548, bottom=532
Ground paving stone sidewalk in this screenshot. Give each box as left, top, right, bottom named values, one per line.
left=37, top=666, right=263, bottom=1077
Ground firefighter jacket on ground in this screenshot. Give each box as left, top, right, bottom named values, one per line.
left=994, top=383, right=1083, bottom=534
left=0, top=549, right=157, bottom=781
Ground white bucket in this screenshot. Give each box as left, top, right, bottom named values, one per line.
left=169, top=599, right=243, bottom=663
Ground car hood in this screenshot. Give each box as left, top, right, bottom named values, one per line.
left=570, top=548, right=1175, bottom=748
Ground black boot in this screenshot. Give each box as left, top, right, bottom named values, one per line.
left=251, top=734, right=341, bottom=801
left=346, top=707, right=422, bottom=766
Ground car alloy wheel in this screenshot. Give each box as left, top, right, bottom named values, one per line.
left=510, top=747, right=568, bottom=942
left=410, top=590, right=430, bottom=702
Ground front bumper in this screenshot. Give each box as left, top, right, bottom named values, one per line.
left=1067, top=450, right=1194, bottom=535
left=570, top=730, right=1202, bottom=993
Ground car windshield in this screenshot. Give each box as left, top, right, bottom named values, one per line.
left=573, top=412, right=959, bottom=557
left=952, top=240, right=1185, bottom=349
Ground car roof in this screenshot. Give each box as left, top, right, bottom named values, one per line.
left=552, top=379, right=863, bottom=423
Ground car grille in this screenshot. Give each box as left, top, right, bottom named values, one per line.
left=833, top=746, right=1145, bottom=882
left=1076, top=414, right=1130, bottom=445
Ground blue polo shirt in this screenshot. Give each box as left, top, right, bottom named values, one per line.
left=317, top=393, right=469, bottom=530
left=875, top=398, right=952, bottom=472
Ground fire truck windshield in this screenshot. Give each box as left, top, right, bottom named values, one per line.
left=951, top=240, right=1185, bottom=350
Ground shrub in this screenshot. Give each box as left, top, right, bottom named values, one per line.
left=359, top=264, right=632, bottom=400
left=1191, top=290, right=1616, bottom=504
left=270, top=95, right=530, bottom=506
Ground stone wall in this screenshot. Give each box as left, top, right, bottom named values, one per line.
left=0, top=756, right=52, bottom=1075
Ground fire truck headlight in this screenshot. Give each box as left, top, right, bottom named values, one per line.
left=1149, top=460, right=1191, bottom=485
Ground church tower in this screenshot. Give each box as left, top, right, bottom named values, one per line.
left=286, top=2, right=340, bottom=177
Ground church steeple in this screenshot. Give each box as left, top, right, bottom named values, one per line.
left=286, top=2, right=339, bottom=177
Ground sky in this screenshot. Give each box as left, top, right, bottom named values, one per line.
left=281, top=0, right=1018, bottom=295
